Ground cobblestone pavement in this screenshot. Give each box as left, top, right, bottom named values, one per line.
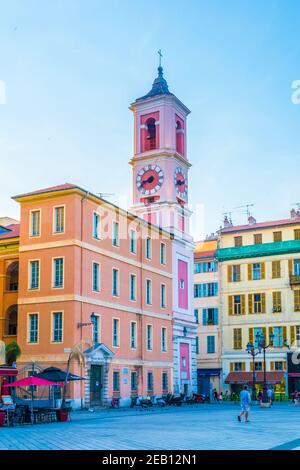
left=0, top=403, right=299, bottom=450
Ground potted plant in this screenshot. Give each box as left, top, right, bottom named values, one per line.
left=5, top=341, right=21, bottom=366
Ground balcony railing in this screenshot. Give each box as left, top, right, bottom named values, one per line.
left=290, top=275, right=300, bottom=286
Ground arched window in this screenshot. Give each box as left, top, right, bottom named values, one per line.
left=6, top=261, right=19, bottom=291
left=176, top=120, right=184, bottom=155
left=6, top=305, right=18, bottom=336
left=145, top=118, right=156, bottom=151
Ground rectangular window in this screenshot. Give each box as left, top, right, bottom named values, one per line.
left=113, top=371, right=120, bottom=392
left=147, top=371, right=153, bottom=391
left=54, top=206, right=64, bottom=233
left=146, top=279, right=152, bottom=305
left=92, top=262, right=100, bottom=292
left=194, top=283, right=218, bottom=298
left=273, top=327, right=283, bottom=348
left=194, top=309, right=199, bottom=324
left=130, top=321, right=137, bottom=349
left=53, top=258, right=64, bottom=288
left=31, top=210, right=40, bottom=237
left=294, top=291, right=300, bottom=312
left=160, top=284, right=166, bottom=308
left=52, top=312, right=63, bottom=342
left=112, top=269, right=119, bottom=297
left=253, top=293, right=264, bottom=314
left=29, top=260, right=40, bottom=289
left=162, top=372, right=168, bottom=391
left=28, top=314, right=38, bottom=343
left=294, top=260, right=300, bottom=276
left=112, top=319, right=120, bottom=347
left=229, top=295, right=246, bottom=315
left=202, top=308, right=218, bottom=326
left=273, top=291, right=282, bottom=313
left=131, top=371, right=138, bottom=391
left=233, top=362, right=244, bottom=372
left=252, top=263, right=262, bottom=280
left=232, top=265, right=241, bottom=282
left=93, top=212, right=100, bottom=239
left=146, top=324, right=153, bottom=351
left=112, top=221, right=119, bottom=247
left=272, top=261, right=281, bottom=279
left=160, top=243, right=166, bottom=265
left=296, top=326, right=300, bottom=347
left=295, top=229, right=300, bottom=240
left=194, top=261, right=217, bottom=273
left=234, top=236, right=243, bottom=247
left=130, top=229, right=136, bottom=254
left=129, top=274, right=136, bottom=301
left=207, top=336, right=215, bottom=354
left=161, top=327, right=167, bottom=352
left=233, top=329, right=242, bottom=350
left=254, top=233, right=262, bottom=245
left=274, top=361, right=284, bottom=371
left=145, top=237, right=152, bottom=259
left=92, top=314, right=99, bottom=343
left=273, top=231, right=282, bottom=242
left=254, top=362, right=263, bottom=371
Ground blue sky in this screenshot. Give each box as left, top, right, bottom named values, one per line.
left=1, top=0, right=300, bottom=238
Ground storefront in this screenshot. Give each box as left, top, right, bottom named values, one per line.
left=197, top=369, right=222, bottom=396
left=225, top=371, right=285, bottom=397
left=287, top=352, right=300, bottom=396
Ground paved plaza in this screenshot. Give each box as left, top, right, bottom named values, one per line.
left=0, top=403, right=299, bottom=450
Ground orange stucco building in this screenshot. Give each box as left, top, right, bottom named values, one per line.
left=1, top=185, right=174, bottom=408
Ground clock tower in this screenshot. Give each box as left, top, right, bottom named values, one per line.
left=129, top=57, right=197, bottom=395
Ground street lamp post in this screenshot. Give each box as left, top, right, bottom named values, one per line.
left=255, top=331, right=275, bottom=403
left=246, top=341, right=261, bottom=401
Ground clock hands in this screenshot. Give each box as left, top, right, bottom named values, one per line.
left=141, top=175, right=155, bottom=186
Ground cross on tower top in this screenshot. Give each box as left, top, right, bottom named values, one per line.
left=158, top=49, right=163, bottom=68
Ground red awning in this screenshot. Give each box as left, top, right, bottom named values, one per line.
left=0, top=367, right=18, bottom=377
left=225, top=371, right=285, bottom=385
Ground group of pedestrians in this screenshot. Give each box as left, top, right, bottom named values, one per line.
left=237, top=385, right=276, bottom=423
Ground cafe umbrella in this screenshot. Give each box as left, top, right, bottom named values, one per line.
left=3, top=376, right=60, bottom=423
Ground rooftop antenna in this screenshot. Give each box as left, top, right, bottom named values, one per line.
left=234, top=203, right=254, bottom=220
left=97, top=193, right=115, bottom=199
left=291, top=203, right=300, bottom=212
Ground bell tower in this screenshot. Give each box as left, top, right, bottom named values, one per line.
left=129, top=54, right=197, bottom=395
left=129, top=56, right=192, bottom=243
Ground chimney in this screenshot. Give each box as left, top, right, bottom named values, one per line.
left=248, top=215, right=257, bottom=225
left=223, top=215, right=233, bottom=228
left=291, top=208, right=298, bottom=219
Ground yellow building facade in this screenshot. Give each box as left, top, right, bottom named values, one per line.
left=217, top=213, right=300, bottom=397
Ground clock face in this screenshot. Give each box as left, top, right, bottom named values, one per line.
left=136, top=165, right=164, bottom=195
left=174, top=167, right=188, bottom=199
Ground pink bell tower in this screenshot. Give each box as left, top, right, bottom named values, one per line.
left=129, top=54, right=197, bottom=394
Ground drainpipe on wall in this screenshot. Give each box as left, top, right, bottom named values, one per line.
left=80, top=191, right=89, bottom=409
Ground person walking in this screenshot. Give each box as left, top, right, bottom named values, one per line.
left=267, top=387, right=273, bottom=405
left=238, top=385, right=251, bottom=423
